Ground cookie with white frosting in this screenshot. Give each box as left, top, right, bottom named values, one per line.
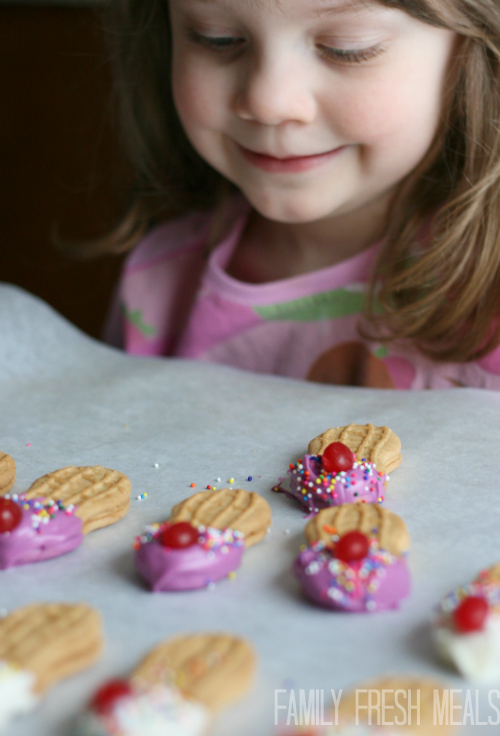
left=434, top=562, right=500, bottom=681
left=0, top=602, right=103, bottom=728
left=77, top=632, right=256, bottom=736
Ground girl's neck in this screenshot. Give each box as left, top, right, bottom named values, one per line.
left=225, top=192, right=392, bottom=284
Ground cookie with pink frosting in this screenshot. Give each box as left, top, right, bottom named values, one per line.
left=274, top=441, right=387, bottom=514
left=0, top=494, right=83, bottom=569
left=135, top=488, right=271, bottom=592
left=293, top=503, right=411, bottom=612
left=134, top=521, right=245, bottom=591
left=0, top=464, right=131, bottom=569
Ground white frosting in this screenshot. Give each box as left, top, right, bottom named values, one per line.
left=0, top=660, right=38, bottom=728
left=77, top=683, right=210, bottom=736
left=434, top=612, right=500, bottom=681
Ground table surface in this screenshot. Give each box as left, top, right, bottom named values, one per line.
left=2, top=282, right=499, bottom=735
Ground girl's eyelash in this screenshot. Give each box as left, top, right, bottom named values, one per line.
left=187, top=29, right=243, bottom=51
left=187, top=29, right=384, bottom=65
left=317, top=45, right=384, bottom=64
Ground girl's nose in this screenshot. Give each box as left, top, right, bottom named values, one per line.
left=233, top=50, right=317, bottom=126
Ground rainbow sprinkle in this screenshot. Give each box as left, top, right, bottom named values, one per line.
left=4, top=493, right=76, bottom=531
left=282, top=455, right=386, bottom=512
left=133, top=522, right=244, bottom=552
left=303, top=538, right=401, bottom=609
left=436, top=570, right=500, bottom=621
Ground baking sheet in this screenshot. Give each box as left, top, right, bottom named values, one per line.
left=2, top=282, right=500, bottom=735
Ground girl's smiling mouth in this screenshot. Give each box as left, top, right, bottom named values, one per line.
left=235, top=143, right=347, bottom=173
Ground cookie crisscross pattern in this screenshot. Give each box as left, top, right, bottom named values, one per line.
left=308, top=423, right=402, bottom=474
left=132, top=632, right=255, bottom=712
left=0, top=602, right=103, bottom=693
left=339, top=676, right=452, bottom=735
left=0, top=450, right=16, bottom=494
left=24, top=465, right=131, bottom=534
left=170, top=489, right=271, bottom=547
left=305, top=503, right=410, bottom=557
left=483, top=561, right=500, bottom=584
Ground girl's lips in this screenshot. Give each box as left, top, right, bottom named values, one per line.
left=236, top=144, right=345, bottom=173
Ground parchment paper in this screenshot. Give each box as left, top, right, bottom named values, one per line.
left=1, top=282, right=499, bottom=735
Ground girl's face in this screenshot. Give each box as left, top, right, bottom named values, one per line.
left=169, top=0, right=457, bottom=229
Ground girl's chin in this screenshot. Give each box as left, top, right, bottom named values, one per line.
left=241, top=191, right=347, bottom=225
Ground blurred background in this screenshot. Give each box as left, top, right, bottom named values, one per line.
left=1, top=0, right=131, bottom=339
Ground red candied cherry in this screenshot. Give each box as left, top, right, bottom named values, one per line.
left=321, top=442, right=355, bottom=474
left=91, top=679, right=133, bottom=714
left=335, top=531, right=370, bottom=562
left=0, top=498, right=22, bottom=533
left=452, top=595, right=489, bottom=633
left=160, top=521, right=199, bottom=549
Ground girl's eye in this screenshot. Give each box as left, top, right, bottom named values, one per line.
left=187, top=29, right=244, bottom=52
left=317, top=44, right=384, bottom=64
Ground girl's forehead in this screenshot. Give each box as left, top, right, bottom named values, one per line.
left=172, top=0, right=390, bottom=15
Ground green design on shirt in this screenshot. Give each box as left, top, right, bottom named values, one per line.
left=373, top=344, right=389, bottom=359
left=121, top=304, right=156, bottom=337
left=254, top=288, right=366, bottom=322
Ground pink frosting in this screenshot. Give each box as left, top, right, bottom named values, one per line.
left=275, top=454, right=387, bottom=513
left=0, top=495, right=83, bottom=569
left=134, top=524, right=245, bottom=591
left=293, top=540, right=410, bottom=612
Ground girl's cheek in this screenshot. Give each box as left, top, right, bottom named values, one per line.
left=333, top=68, right=441, bottom=146
left=171, top=60, right=216, bottom=128
left=322, top=89, right=404, bottom=145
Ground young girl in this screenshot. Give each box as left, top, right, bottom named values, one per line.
left=98, top=0, right=500, bottom=390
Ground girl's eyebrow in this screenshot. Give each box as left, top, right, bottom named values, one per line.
left=314, top=0, right=373, bottom=14
left=185, top=0, right=368, bottom=10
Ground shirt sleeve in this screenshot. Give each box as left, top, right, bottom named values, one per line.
left=477, top=344, right=500, bottom=375
left=102, top=281, right=124, bottom=349
left=104, top=209, right=213, bottom=357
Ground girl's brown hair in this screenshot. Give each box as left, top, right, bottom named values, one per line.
left=366, top=0, right=500, bottom=363
left=93, top=0, right=500, bottom=363
left=87, top=0, right=234, bottom=255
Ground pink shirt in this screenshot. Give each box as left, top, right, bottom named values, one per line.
left=105, top=199, right=500, bottom=390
